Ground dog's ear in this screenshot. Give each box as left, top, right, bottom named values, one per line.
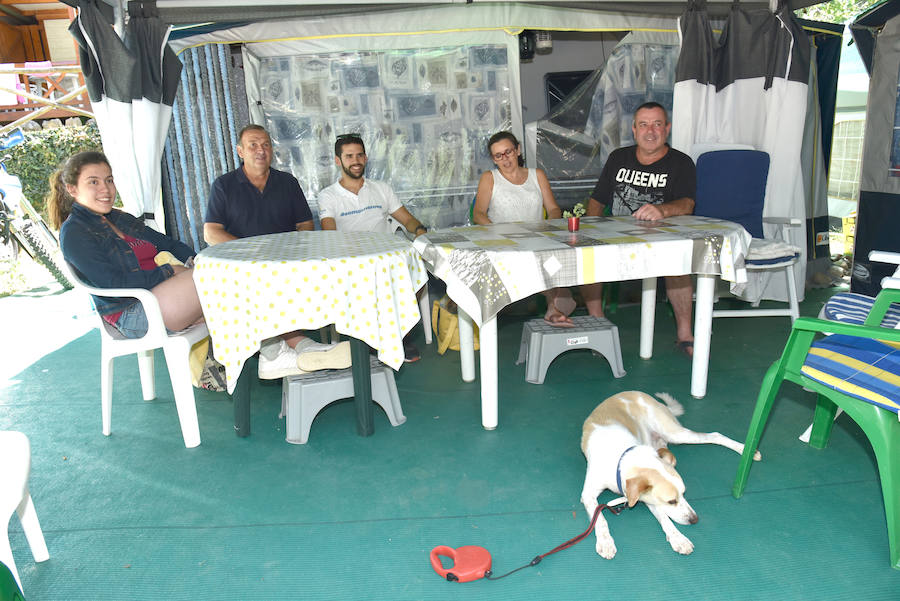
left=624, top=476, right=651, bottom=508
left=657, top=447, right=676, bottom=466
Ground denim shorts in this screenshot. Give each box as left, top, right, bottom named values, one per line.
left=111, top=303, right=149, bottom=338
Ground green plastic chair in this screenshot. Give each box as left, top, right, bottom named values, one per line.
left=732, top=287, right=900, bottom=570
left=0, top=560, right=25, bottom=600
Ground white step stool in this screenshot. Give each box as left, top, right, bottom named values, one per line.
left=516, top=316, right=626, bottom=384
left=280, top=356, right=407, bottom=444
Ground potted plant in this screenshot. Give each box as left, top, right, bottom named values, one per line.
left=563, top=202, right=586, bottom=232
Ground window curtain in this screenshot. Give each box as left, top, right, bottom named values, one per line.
left=242, top=31, right=519, bottom=229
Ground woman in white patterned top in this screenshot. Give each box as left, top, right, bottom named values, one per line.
left=472, top=131, right=562, bottom=225
left=472, top=131, right=576, bottom=326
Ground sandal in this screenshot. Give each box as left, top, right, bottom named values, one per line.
left=675, top=340, right=694, bottom=357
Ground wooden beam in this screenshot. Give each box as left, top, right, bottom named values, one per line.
left=34, top=10, right=72, bottom=20
left=0, top=82, right=91, bottom=118
left=0, top=2, right=32, bottom=25
left=0, top=64, right=82, bottom=74
left=0, top=84, right=93, bottom=133
left=0, top=107, right=89, bottom=124
left=0, top=21, right=25, bottom=62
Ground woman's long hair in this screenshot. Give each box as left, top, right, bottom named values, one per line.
left=47, top=151, right=110, bottom=229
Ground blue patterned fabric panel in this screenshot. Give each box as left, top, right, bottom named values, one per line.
left=822, top=292, right=900, bottom=328
left=801, top=334, right=900, bottom=414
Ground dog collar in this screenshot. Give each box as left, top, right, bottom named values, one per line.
left=615, top=445, right=638, bottom=495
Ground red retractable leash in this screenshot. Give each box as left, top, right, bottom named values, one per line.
left=429, top=499, right=628, bottom=583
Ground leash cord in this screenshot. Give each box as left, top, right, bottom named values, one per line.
left=483, top=502, right=626, bottom=581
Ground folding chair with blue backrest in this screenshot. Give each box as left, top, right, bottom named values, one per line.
left=732, top=285, right=900, bottom=569
left=694, top=149, right=801, bottom=321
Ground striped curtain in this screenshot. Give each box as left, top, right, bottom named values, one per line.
left=162, top=44, right=249, bottom=250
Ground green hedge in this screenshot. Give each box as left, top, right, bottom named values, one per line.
left=4, top=123, right=102, bottom=220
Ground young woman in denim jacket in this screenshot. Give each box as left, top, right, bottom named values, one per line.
left=48, top=151, right=204, bottom=338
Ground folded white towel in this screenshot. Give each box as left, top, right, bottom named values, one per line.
left=747, top=238, right=800, bottom=261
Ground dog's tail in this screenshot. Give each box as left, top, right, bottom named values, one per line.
left=654, top=392, right=684, bottom=416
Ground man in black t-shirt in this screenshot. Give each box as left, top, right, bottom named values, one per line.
left=590, top=140, right=696, bottom=218
left=582, top=102, right=697, bottom=356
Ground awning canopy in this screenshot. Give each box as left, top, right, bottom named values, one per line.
left=88, top=0, right=829, bottom=27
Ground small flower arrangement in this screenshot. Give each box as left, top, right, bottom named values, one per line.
left=563, top=203, right=586, bottom=219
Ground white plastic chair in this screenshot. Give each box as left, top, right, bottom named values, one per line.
left=0, top=431, right=49, bottom=595
left=65, top=263, right=208, bottom=448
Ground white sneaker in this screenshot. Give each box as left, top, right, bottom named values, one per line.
left=259, top=338, right=286, bottom=361
left=296, top=340, right=352, bottom=372
left=258, top=340, right=307, bottom=380
left=293, top=337, right=338, bottom=353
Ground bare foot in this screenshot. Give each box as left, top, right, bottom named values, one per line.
left=554, top=294, right=576, bottom=317
left=544, top=308, right=574, bottom=328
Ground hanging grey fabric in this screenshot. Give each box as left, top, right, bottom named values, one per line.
left=673, top=0, right=810, bottom=303
left=67, top=0, right=182, bottom=234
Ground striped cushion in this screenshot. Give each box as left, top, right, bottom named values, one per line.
left=801, top=334, right=900, bottom=414
left=822, top=292, right=900, bottom=328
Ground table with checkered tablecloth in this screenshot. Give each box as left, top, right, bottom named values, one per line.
left=414, top=216, right=751, bottom=428
left=194, top=231, right=428, bottom=437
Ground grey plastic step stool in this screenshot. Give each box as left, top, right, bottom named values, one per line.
left=516, top=315, right=626, bottom=384
left=280, top=355, right=406, bottom=444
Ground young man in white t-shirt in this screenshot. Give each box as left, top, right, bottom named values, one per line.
left=318, top=134, right=427, bottom=238
left=317, top=134, right=428, bottom=361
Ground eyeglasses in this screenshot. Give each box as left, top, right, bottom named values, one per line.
left=492, top=147, right=516, bottom=160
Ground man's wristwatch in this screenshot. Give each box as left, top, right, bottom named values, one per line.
left=415, top=225, right=427, bottom=234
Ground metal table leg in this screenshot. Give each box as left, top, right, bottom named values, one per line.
left=231, top=363, right=251, bottom=437
left=350, top=337, right=374, bottom=436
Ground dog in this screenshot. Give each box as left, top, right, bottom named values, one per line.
left=580, top=391, right=761, bottom=558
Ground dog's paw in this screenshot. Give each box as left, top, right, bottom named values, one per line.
left=595, top=535, right=618, bottom=559
left=667, top=532, right=694, bottom=555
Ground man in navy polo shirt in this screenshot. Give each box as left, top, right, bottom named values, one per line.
left=204, top=124, right=314, bottom=242
left=204, top=124, right=349, bottom=378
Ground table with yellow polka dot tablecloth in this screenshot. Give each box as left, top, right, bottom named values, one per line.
left=193, top=231, right=428, bottom=393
